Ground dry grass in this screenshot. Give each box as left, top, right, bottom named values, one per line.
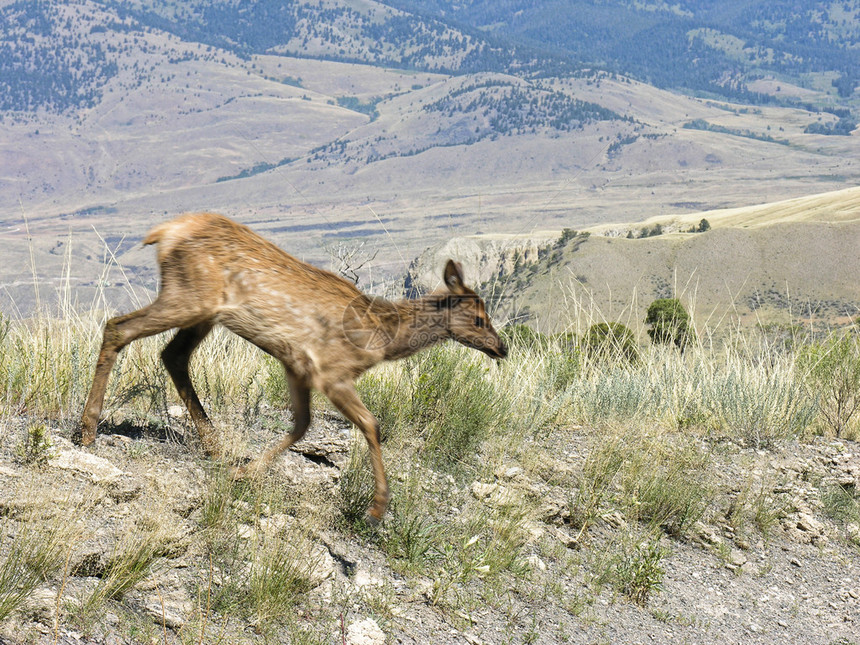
left=1, top=283, right=858, bottom=640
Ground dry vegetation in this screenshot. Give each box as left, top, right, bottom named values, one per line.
left=1, top=272, right=859, bottom=643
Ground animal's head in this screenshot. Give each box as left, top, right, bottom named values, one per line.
left=438, top=260, right=507, bottom=360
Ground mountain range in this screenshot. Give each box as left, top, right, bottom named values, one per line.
left=0, top=0, right=858, bottom=321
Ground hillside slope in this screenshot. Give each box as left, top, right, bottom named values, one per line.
left=1, top=0, right=859, bottom=318
left=390, top=0, right=860, bottom=105
left=410, top=187, right=860, bottom=334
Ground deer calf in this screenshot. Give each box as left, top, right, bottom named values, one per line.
left=78, top=213, right=507, bottom=522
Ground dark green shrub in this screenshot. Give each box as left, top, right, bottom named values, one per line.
left=645, top=299, right=695, bottom=350
left=639, top=223, right=663, bottom=238
left=499, top=324, right=548, bottom=350
left=14, top=423, right=53, bottom=467
left=407, top=346, right=505, bottom=467
left=557, top=228, right=578, bottom=246
left=583, top=323, right=639, bottom=364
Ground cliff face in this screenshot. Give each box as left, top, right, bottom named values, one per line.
left=404, top=232, right=559, bottom=296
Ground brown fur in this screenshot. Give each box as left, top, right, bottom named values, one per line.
left=78, top=212, right=506, bottom=521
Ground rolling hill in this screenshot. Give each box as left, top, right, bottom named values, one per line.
left=406, top=186, right=860, bottom=335
left=0, top=0, right=858, bottom=319
left=390, top=0, right=860, bottom=104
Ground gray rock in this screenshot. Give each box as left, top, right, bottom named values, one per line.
left=346, top=617, right=386, bottom=645
left=50, top=448, right=124, bottom=483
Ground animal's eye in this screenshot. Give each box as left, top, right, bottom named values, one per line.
left=475, top=316, right=486, bottom=328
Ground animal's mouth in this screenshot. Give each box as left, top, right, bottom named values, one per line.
left=482, top=341, right=508, bottom=360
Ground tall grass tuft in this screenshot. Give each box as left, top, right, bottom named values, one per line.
left=336, top=439, right=376, bottom=530
left=565, top=340, right=816, bottom=448
left=382, top=474, right=445, bottom=570
left=618, top=433, right=711, bottom=537
left=79, top=521, right=168, bottom=616
left=603, top=534, right=667, bottom=607
left=0, top=511, right=75, bottom=622
left=408, top=346, right=507, bottom=466
left=0, top=316, right=99, bottom=422
left=246, top=530, right=320, bottom=625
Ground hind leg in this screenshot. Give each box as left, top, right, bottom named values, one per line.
left=77, top=302, right=203, bottom=445
left=161, top=322, right=218, bottom=456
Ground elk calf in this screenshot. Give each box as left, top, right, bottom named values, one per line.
left=78, top=213, right=507, bottom=522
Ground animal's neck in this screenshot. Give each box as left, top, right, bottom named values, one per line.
left=382, top=297, right=450, bottom=361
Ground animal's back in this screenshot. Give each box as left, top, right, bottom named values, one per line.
left=145, top=213, right=361, bottom=301
left=143, top=213, right=372, bottom=379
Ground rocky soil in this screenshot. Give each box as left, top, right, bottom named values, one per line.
left=0, top=412, right=858, bottom=645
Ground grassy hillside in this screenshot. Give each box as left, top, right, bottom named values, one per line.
left=412, top=187, right=860, bottom=335
left=607, top=184, right=860, bottom=231
left=1, top=301, right=859, bottom=643
left=2, top=4, right=860, bottom=642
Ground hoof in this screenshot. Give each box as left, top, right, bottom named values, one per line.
left=229, top=458, right=264, bottom=481
left=229, top=464, right=249, bottom=480
left=364, top=503, right=388, bottom=527
left=73, top=427, right=95, bottom=447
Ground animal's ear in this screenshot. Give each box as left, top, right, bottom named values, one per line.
left=443, top=260, right=466, bottom=294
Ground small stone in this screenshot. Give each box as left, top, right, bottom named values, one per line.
left=144, top=596, right=193, bottom=630
left=471, top=482, right=498, bottom=501
left=796, top=513, right=824, bottom=534
left=307, top=544, right=337, bottom=586
left=538, top=492, right=569, bottom=524
left=51, top=448, right=124, bottom=483
left=693, top=521, right=723, bottom=548
left=549, top=526, right=578, bottom=549
left=601, top=511, right=627, bottom=529
left=790, top=558, right=802, bottom=567
left=107, top=476, right=144, bottom=502
left=22, top=588, right=56, bottom=625
left=728, top=550, right=747, bottom=567
left=0, top=465, right=21, bottom=478
left=470, top=481, right=517, bottom=507
left=353, top=570, right=384, bottom=590
left=258, top=514, right=294, bottom=535
left=167, top=405, right=185, bottom=418
left=500, top=465, right=524, bottom=480
left=346, top=617, right=385, bottom=645
left=524, top=521, right=545, bottom=541
left=526, top=554, right=547, bottom=571
left=463, top=634, right=486, bottom=645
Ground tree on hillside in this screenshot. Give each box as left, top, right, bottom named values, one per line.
left=645, top=298, right=694, bottom=351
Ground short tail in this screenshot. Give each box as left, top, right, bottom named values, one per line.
left=143, top=222, right=170, bottom=246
